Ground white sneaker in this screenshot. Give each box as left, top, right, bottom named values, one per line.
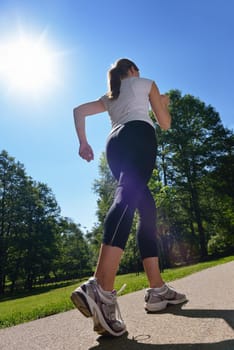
left=71, top=277, right=126, bottom=337
left=145, top=284, right=187, bottom=312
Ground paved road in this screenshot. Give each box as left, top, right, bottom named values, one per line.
left=0, top=261, right=233, bottom=350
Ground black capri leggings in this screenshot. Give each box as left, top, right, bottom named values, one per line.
left=103, top=120, right=158, bottom=260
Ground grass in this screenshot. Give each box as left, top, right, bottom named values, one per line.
left=0, top=255, right=233, bottom=329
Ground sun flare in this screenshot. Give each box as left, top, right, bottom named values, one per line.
left=0, top=30, right=59, bottom=97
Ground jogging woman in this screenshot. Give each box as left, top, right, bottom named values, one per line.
left=71, top=58, right=186, bottom=337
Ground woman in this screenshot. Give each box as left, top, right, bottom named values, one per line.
left=71, top=58, right=186, bottom=337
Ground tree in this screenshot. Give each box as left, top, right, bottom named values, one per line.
left=21, top=181, right=61, bottom=290
left=155, top=90, right=233, bottom=259
left=55, top=218, right=92, bottom=280
left=0, top=150, right=63, bottom=292
left=0, top=150, right=28, bottom=293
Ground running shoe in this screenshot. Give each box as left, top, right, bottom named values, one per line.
left=71, top=277, right=126, bottom=337
left=144, top=284, right=187, bottom=312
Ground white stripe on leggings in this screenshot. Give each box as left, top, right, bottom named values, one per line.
left=109, top=205, right=129, bottom=245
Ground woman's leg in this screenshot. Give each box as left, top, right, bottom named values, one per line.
left=94, top=244, right=123, bottom=291
left=137, top=186, right=164, bottom=288
left=96, top=171, right=144, bottom=290
left=138, top=187, right=187, bottom=309
left=143, top=257, right=164, bottom=288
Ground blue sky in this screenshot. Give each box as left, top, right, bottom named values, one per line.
left=0, top=0, right=233, bottom=231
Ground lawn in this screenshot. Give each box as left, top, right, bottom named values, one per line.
left=0, top=255, right=233, bottom=329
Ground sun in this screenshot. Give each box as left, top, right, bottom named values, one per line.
left=0, top=30, right=59, bottom=98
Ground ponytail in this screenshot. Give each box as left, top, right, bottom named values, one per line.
left=107, top=58, right=139, bottom=100
left=108, top=67, right=121, bottom=100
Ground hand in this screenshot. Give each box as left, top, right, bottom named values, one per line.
left=79, top=142, right=94, bottom=162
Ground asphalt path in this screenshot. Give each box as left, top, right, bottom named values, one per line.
left=0, top=261, right=233, bottom=350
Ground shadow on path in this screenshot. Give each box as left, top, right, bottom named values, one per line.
left=89, top=337, right=234, bottom=350
left=149, top=303, right=234, bottom=330
left=89, top=304, right=234, bottom=350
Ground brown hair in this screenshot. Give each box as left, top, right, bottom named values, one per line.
left=107, top=58, right=139, bottom=100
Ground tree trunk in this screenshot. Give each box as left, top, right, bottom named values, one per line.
left=190, top=184, right=208, bottom=258
left=0, top=273, right=5, bottom=294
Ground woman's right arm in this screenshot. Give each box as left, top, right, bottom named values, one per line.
left=149, top=82, right=171, bottom=130
left=73, top=99, right=106, bottom=161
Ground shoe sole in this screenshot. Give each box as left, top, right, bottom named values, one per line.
left=72, top=287, right=126, bottom=337
left=71, top=290, right=92, bottom=317
left=145, top=296, right=187, bottom=312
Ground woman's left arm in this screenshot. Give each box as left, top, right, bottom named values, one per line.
left=73, top=99, right=106, bottom=162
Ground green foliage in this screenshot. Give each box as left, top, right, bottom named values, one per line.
left=55, top=219, right=92, bottom=279
left=0, top=151, right=91, bottom=295
left=154, top=90, right=234, bottom=262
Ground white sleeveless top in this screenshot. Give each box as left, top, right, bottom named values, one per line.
left=100, top=77, right=154, bottom=132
